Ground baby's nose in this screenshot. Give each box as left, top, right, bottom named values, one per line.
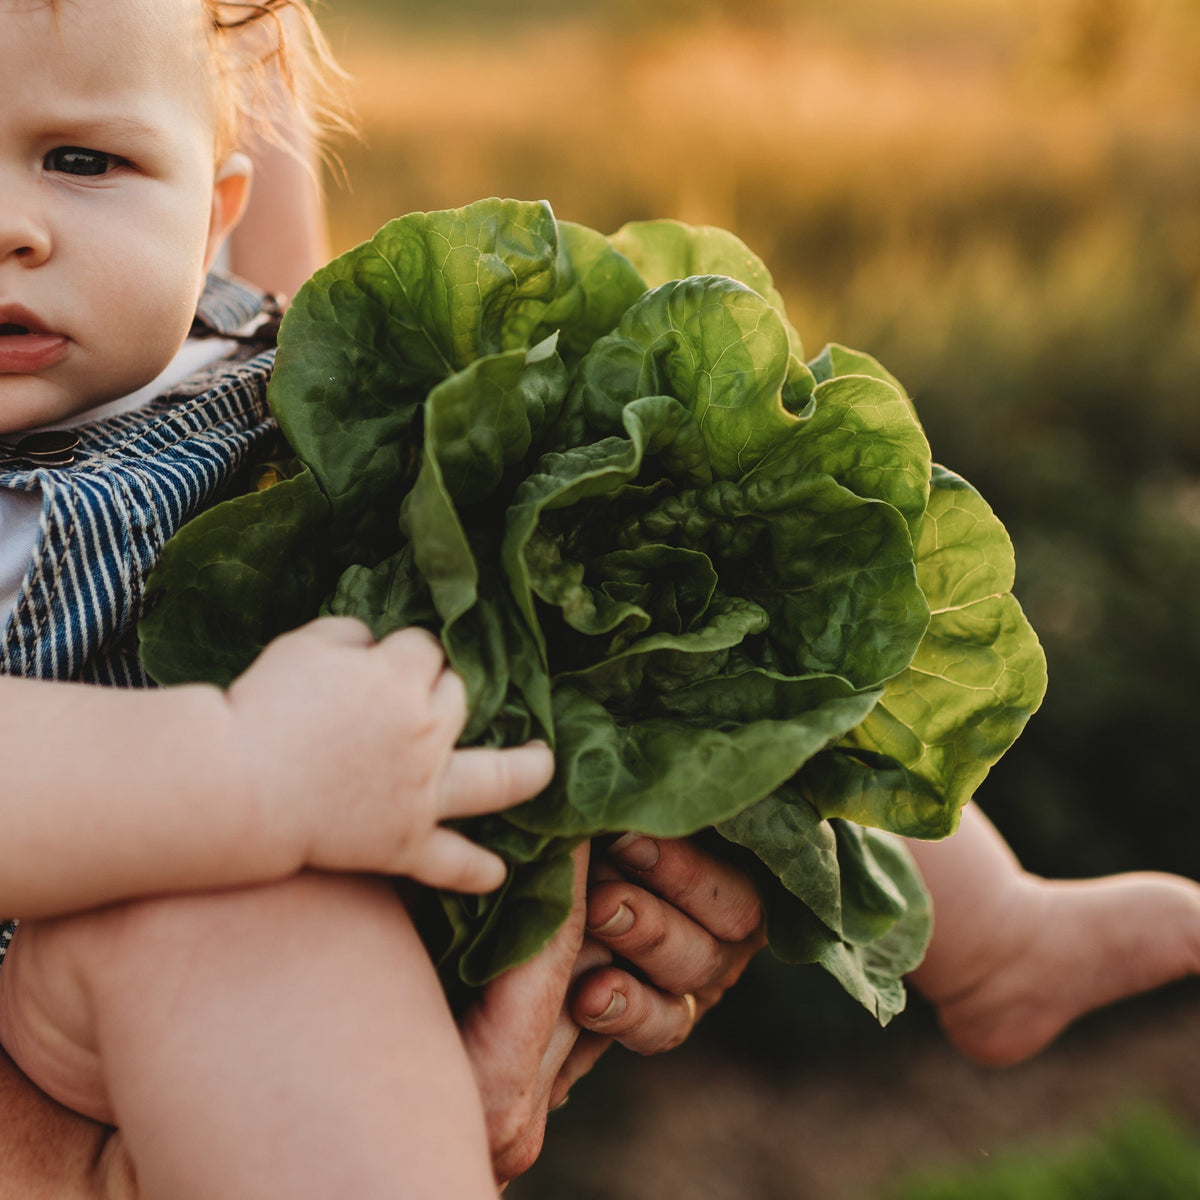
left=0, top=201, right=51, bottom=267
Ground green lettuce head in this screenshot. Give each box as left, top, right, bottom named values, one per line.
left=140, top=199, right=1045, bottom=1023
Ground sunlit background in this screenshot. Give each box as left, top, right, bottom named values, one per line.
left=316, top=1, right=1200, bottom=1194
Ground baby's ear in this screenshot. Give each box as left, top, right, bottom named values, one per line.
left=204, top=152, right=254, bottom=273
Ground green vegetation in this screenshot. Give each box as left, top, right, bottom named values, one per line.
left=881, top=1107, right=1200, bottom=1200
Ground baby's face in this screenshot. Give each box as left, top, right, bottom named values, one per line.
left=0, top=0, right=233, bottom=434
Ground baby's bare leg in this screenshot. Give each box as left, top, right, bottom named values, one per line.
left=1, top=874, right=497, bottom=1200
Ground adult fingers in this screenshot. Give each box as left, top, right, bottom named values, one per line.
left=548, top=1032, right=611, bottom=1110
left=404, top=828, right=508, bottom=895
left=584, top=878, right=734, bottom=996
left=496, top=937, right=612, bottom=1146
left=570, top=964, right=700, bottom=1055
left=605, top=834, right=764, bottom=944
left=438, top=742, right=555, bottom=819
left=588, top=854, right=624, bottom=886
left=577, top=837, right=766, bottom=1054
left=459, top=844, right=590, bottom=1181
left=489, top=1003, right=583, bottom=1183
left=463, top=843, right=590, bottom=1044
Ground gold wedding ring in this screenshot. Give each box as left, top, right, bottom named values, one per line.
left=681, top=991, right=699, bottom=1031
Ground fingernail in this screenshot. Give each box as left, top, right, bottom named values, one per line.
left=587, top=902, right=634, bottom=937
left=591, top=990, right=627, bottom=1023
left=610, top=833, right=660, bottom=871
left=549, top=1092, right=570, bottom=1112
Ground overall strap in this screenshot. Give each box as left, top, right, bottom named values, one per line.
left=191, top=271, right=284, bottom=343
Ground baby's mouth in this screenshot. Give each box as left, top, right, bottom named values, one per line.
left=0, top=325, right=70, bottom=372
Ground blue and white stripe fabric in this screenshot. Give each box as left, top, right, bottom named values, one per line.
left=0, top=273, right=279, bottom=964
left=0, top=273, right=278, bottom=687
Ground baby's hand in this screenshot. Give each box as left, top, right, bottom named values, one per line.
left=224, top=618, right=554, bottom=893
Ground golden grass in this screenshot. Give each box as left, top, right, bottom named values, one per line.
left=320, top=2, right=1200, bottom=378
left=328, top=6, right=1199, bottom=213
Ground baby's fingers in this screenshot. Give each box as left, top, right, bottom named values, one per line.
left=406, top=828, right=509, bottom=894
left=439, top=742, right=555, bottom=819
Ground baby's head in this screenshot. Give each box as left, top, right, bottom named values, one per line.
left=0, top=0, right=346, bottom=435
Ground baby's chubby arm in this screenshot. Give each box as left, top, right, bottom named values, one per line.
left=0, top=617, right=554, bottom=920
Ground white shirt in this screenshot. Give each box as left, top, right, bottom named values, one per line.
left=0, top=336, right=237, bottom=625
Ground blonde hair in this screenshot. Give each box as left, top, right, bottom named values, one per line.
left=37, top=0, right=355, bottom=169
left=203, top=1, right=356, bottom=168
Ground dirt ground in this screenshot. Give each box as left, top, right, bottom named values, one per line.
left=512, top=983, right=1200, bottom=1200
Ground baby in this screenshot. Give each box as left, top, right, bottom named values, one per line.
left=0, top=1, right=552, bottom=1197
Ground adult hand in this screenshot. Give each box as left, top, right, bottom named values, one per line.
left=457, top=843, right=609, bottom=1185
left=459, top=836, right=766, bottom=1182
left=559, top=835, right=766, bottom=1097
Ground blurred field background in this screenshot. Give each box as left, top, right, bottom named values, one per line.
left=315, top=0, right=1200, bottom=1194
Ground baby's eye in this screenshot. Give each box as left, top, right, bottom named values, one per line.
left=43, top=147, right=121, bottom=177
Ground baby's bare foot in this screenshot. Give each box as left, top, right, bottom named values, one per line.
left=928, top=873, right=1200, bottom=1067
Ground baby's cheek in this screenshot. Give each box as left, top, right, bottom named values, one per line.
left=99, top=249, right=204, bottom=390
